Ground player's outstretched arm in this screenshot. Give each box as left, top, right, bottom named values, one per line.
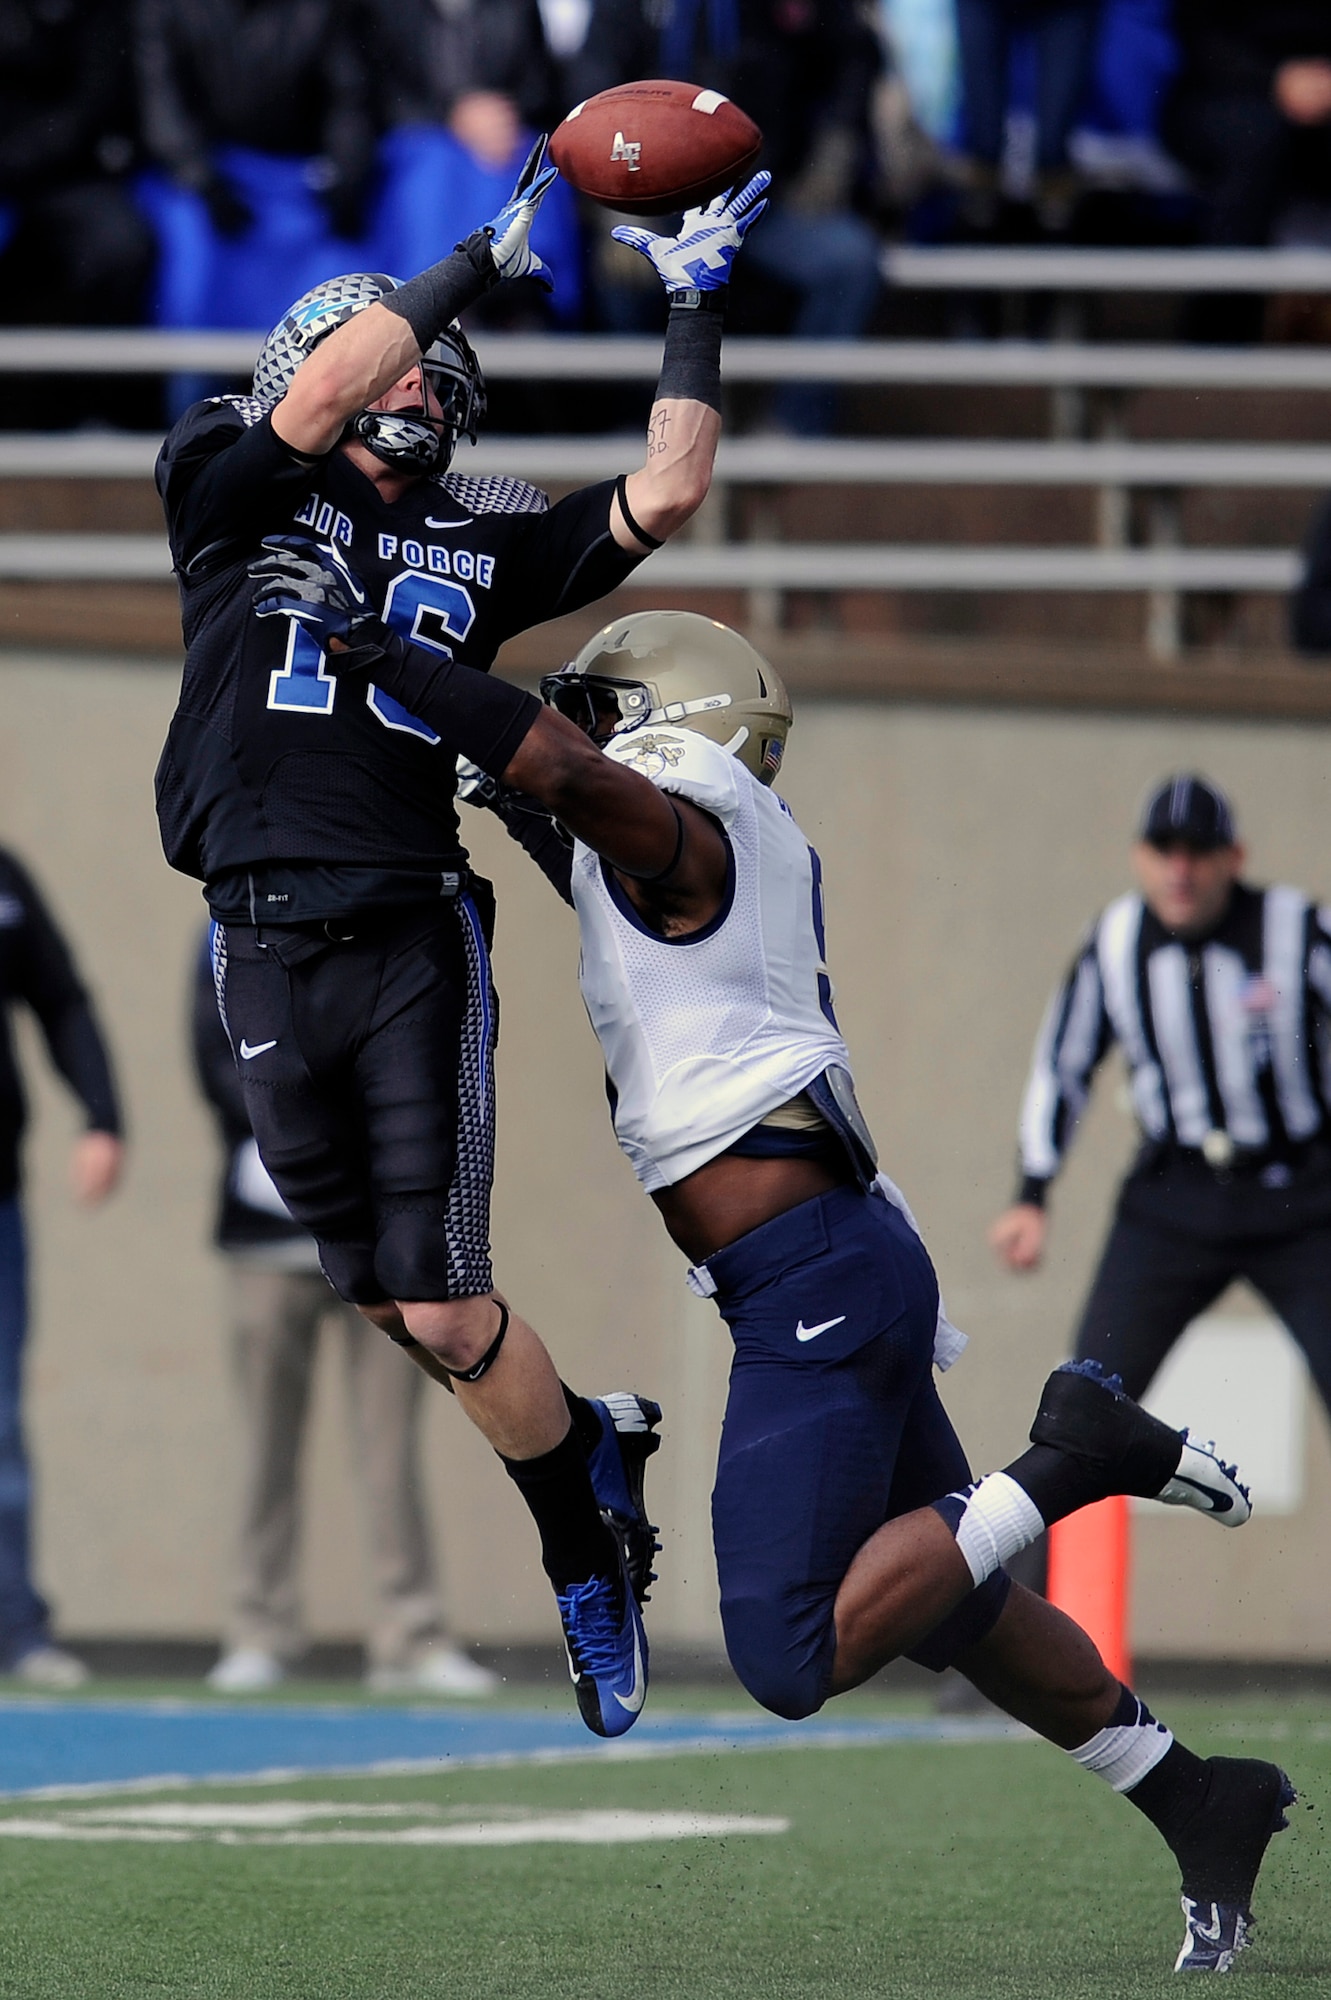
left=610, top=173, right=770, bottom=551
left=272, top=138, right=558, bottom=458
left=502, top=709, right=727, bottom=916
left=248, top=538, right=725, bottom=910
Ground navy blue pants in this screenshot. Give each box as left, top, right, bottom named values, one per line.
left=0, top=1199, right=50, bottom=1666
left=707, top=1186, right=1009, bottom=1720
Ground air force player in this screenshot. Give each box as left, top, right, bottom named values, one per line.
left=245, top=568, right=1297, bottom=1971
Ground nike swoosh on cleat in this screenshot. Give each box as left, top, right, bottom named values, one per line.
left=1167, top=1474, right=1231, bottom=1512
left=614, top=1617, right=647, bottom=1714
left=796, top=1316, right=846, bottom=1342
left=239, top=1039, right=277, bottom=1060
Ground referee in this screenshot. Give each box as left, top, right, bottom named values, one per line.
left=989, top=774, right=1331, bottom=1418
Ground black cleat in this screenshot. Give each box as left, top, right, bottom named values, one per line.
left=585, top=1393, right=662, bottom=1608
left=1030, top=1361, right=1249, bottom=1521
left=1171, top=1760, right=1297, bottom=1973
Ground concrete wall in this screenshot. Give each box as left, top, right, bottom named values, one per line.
left=2, top=649, right=1329, bottom=1659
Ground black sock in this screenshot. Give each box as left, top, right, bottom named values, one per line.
left=501, top=1428, right=618, bottom=1593
left=561, top=1385, right=603, bottom=1457
left=997, top=1442, right=1101, bottom=1527
left=1124, top=1737, right=1212, bottom=1852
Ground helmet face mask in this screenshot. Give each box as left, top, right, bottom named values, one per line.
left=540, top=612, right=792, bottom=785
left=252, top=278, right=486, bottom=476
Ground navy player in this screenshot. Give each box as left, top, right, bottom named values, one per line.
left=256, top=599, right=1298, bottom=1974
left=156, top=144, right=769, bottom=1738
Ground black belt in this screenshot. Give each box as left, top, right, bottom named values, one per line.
left=1141, top=1135, right=1331, bottom=1184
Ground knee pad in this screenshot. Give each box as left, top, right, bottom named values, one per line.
left=372, top=1197, right=458, bottom=1303
left=905, top=1568, right=1012, bottom=1673
left=318, top=1239, right=384, bottom=1305
left=721, top=1594, right=830, bottom=1722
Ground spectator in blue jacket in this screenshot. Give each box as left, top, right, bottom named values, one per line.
left=356, top=0, right=581, bottom=326
left=133, top=0, right=376, bottom=335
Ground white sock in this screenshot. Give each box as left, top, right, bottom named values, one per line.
left=1069, top=1690, right=1174, bottom=1792
left=947, top=1472, right=1045, bottom=1587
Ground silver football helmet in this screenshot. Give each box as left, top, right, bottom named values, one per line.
left=251, top=271, right=486, bottom=475
left=541, top=610, right=793, bottom=785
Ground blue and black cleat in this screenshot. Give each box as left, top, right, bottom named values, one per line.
left=556, top=1549, right=649, bottom=1739
left=585, top=1393, right=662, bottom=1608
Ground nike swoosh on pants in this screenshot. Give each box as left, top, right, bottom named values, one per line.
left=795, top=1316, right=847, bottom=1343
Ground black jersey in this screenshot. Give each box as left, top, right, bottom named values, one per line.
left=154, top=395, right=645, bottom=921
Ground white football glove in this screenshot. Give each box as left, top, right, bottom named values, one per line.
left=483, top=135, right=558, bottom=290
left=611, top=170, right=771, bottom=294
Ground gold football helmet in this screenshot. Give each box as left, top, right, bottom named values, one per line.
left=540, top=610, right=793, bottom=784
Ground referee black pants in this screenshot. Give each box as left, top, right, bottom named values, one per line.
left=1073, top=1160, right=1331, bottom=1419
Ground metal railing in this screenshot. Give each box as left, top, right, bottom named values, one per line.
left=1, top=317, right=1325, bottom=657
left=879, top=246, right=1331, bottom=292
left=4, top=326, right=1331, bottom=389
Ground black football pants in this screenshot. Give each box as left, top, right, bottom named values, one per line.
left=211, top=900, right=497, bottom=1305
left=1073, top=1202, right=1331, bottom=1421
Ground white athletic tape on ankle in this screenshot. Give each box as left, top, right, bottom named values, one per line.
left=1069, top=1705, right=1174, bottom=1793
left=952, top=1472, right=1045, bottom=1586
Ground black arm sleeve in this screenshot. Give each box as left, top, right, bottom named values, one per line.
left=483, top=792, right=575, bottom=906
left=157, top=405, right=327, bottom=579
left=489, top=479, right=648, bottom=645
left=7, top=856, right=121, bottom=1135
left=348, top=632, right=541, bottom=775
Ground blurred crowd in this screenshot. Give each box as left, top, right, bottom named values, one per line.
left=4, top=0, right=1331, bottom=356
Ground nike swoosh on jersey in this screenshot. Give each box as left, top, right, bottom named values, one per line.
left=614, top=1616, right=647, bottom=1714
left=239, top=1039, right=277, bottom=1060
left=795, top=1315, right=847, bottom=1342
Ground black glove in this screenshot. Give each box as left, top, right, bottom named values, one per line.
left=249, top=536, right=387, bottom=669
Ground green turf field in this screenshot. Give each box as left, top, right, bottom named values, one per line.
left=0, top=1693, right=1323, bottom=1999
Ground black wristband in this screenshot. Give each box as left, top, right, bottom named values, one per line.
left=380, top=234, right=497, bottom=350
left=656, top=293, right=725, bottom=411
left=614, top=472, right=663, bottom=550
left=1017, top=1175, right=1049, bottom=1209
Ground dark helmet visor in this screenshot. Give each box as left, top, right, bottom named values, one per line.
left=539, top=670, right=652, bottom=739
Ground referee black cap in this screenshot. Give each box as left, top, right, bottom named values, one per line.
left=1139, top=774, right=1237, bottom=851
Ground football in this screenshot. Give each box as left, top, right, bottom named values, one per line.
left=549, top=79, right=762, bottom=215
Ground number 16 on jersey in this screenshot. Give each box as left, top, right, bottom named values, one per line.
left=267, top=570, right=478, bottom=746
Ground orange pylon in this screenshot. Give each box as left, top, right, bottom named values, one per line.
left=1047, top=1494, right=1133, bottom=1684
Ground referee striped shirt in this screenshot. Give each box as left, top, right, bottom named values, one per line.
left=1017, top=882, right=1331, bottom=1203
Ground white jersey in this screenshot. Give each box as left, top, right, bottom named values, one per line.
left=569, top=725, right=967, bottom=1372
left=571, top=726, right=852, bottom=1193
